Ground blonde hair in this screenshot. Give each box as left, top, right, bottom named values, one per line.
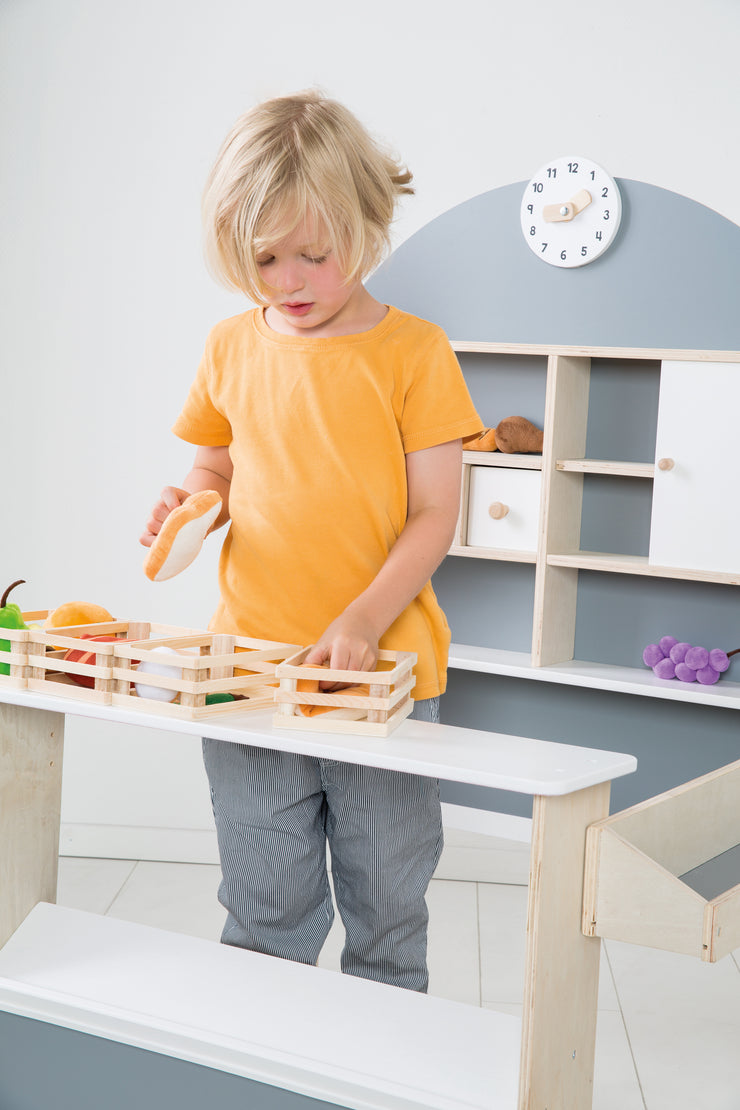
left=201, top=90, right=414, bottom=301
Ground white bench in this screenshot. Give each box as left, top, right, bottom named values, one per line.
left=0, top=691, right=636, bottom=1109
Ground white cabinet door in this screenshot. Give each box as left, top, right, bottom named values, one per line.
left=649, top=361, right=740, bottom=574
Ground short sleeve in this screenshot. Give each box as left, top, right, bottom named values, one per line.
left=399, top=327, right=483, bottom=453
left=171, top=341, right=233, bottom=447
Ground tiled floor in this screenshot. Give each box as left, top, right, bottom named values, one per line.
left=56, top=854, right=740, bottom=1110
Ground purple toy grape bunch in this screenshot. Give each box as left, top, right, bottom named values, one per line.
left=642, top=635, right=739, bottom=685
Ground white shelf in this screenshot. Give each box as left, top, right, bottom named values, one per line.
left=448, top=643, right=740, bottom=710
left=556, top=458, right=654, bottom=479
left=547, top=551, right=740, bottom=586
left=447, top=345, right=740, bottom=714
left=451, top=341, right=740, bottom=361
left=448, top=545, right=537, bottom=563
left=463, top=450, right=542, bottom=470
left=0, top=903, right=520, bottom=1110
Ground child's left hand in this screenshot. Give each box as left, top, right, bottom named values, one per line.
left=304, top=606, right=379, bottom=690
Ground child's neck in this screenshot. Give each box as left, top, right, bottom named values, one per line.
left=263, top=285, right=387, bottom=339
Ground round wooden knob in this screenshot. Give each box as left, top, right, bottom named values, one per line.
left=657, top=457, right=675, bottom=471
left=488, top=501, right=509, bottom=520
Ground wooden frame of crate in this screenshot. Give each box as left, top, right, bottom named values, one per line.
left=111, top=633, right=301, bottom=720
left=23, top=620, right=195, bottom=706
left=0, top=610, right=49, bottom=691
left=273, top=647, right=417, bottom=737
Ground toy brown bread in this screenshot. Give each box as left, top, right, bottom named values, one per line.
left=464, top=416, right=543, bottom=453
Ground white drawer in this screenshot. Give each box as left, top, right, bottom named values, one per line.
left=466, top=467, right=542, bottom=551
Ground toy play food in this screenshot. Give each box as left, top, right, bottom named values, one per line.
left=495, top=415, right=544, bottom=453
left=134, top=646, right=197, bottom=702
left=0, top=579, right=28, bottom=676
left=464, top=428, right=499, bottom=451
left=643, top=635, right=740, bottom=685
left=64, top=635, right=120, bottom=689
left=464, top=416, right=543, bottom=454
left=46, top=601, right=114, bottom=629
left=143, top=490, right=222, bottom=582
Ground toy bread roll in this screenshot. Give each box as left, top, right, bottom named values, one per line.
left=143, top=490, right=222, bottom=582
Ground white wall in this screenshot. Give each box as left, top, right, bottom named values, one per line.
left=2, top=0, right=739, bottom=858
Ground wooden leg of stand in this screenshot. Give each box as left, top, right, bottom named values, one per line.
left=518, top=782, right=610, bottom=1110
left=0, top=704, right=65, bottom=948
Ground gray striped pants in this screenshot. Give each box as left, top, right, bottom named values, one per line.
left=202, top=698, right=442, bottom=992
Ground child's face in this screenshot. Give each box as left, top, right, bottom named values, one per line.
left=256, top=218, right=368, bottom=337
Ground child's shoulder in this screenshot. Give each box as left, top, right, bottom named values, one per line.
left=207, top=308, right=259, bottom=343
left=383, top=305, right=452, bottom=349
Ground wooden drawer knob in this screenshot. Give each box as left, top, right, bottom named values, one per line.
left=488, top=501, right=510, bottom=520
left=657, top=457, right=675, bottom=471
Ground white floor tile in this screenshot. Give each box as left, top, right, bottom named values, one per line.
left=56, top=857, right=136, bottom=915
left=435, top=829, right=530, bottom=884
left=478, top=883, right=620, bottom=1010
left=426, top=879, right=480, bottom=1005
left=106, top=861, right=224, bottom=941
left=592, top=1010, right=644, bottom=1110
left=607, top=939, right=740, bottom=1109
left=479, top=882, right=528, bottom=1005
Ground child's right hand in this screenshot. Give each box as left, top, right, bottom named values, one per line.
left=139, top=486, right=191, bottom=548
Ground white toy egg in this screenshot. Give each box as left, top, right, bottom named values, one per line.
left=134, top=646, right=195, bottom=702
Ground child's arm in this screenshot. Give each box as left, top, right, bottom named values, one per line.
left=139, top=445, right=233, bottom=548
left=304, top=439, right=462, bottom=678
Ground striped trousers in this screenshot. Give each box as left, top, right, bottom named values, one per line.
left=202, top=698, right=442, bottom=992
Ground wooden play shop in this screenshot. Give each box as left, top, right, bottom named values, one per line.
left=2, top=340, right=740, bottom=1107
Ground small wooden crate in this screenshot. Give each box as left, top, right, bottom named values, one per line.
left=273, top=648, right=417, bottom=737
left=111, top=633, right=301, bottom=721
left=24, top=620, right=200, bottom=706
left=583, top=758, right=740, bottom=962
left=0, top=610, right=50, bottom=690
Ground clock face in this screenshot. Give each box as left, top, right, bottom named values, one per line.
left=520, top=157, right=622, bottom=268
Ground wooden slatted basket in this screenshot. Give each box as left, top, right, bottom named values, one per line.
left=24, top=620, right=196, bottom=706
left=112, top=633, right=301, bottom=720
left=273, top=647, right=417, bottom=737
left=0, top=610, right=49, bottom=690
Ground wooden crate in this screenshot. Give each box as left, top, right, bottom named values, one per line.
left=583, top=758, right=740, bottom=962
left=0, top=610, right=50, bottom=690
left=273, top=647, right=417, bottom=737
left=111, top=633, right=301, bottom=721
left=24, top=620, right=200, bottom=706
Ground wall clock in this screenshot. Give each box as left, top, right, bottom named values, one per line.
left=520, top=156, right=622, bottom=268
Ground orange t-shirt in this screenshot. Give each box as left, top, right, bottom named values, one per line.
left=172, top=306, right=482, bottom=699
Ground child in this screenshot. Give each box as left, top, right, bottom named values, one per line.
left=141, top=91, right=482, bottom=992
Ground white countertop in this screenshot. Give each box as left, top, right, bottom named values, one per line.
left=0, top=685, right=636, bottom=795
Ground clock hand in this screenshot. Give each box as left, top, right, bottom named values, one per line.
left=542, top=188, right=593, bottom=223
